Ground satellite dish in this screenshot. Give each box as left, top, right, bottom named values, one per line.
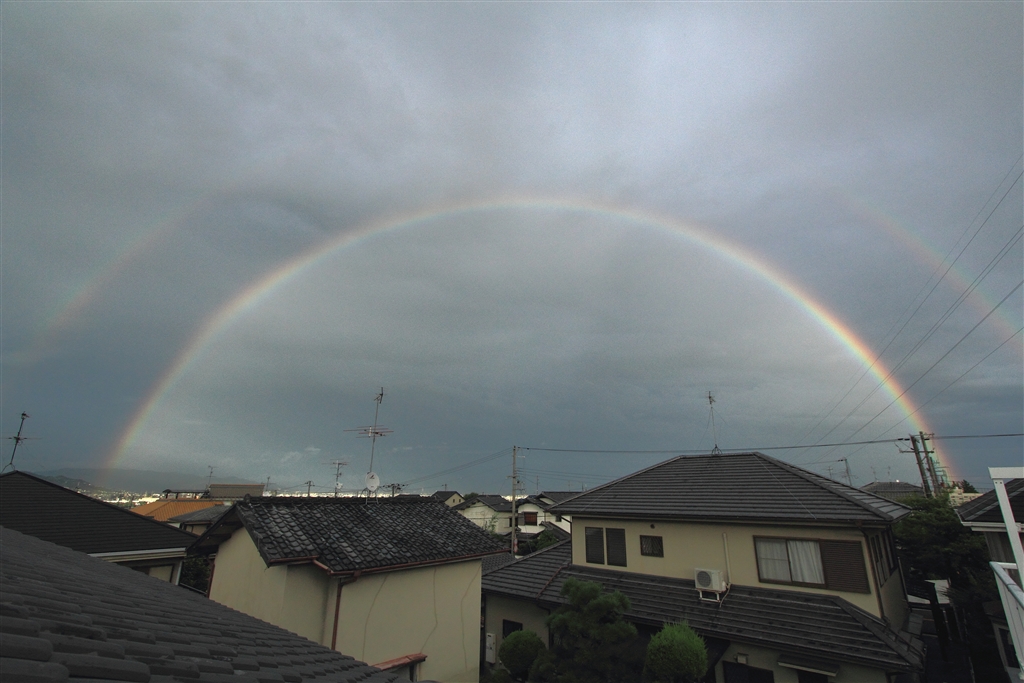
left=365, top=472, right=380, bottom=493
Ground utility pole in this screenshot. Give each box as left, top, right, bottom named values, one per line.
left=511, top=446, right=520, bottom=556
left=919, top=432, right=943, bottom=494
left=329, top=460, right=348, bottom=497
left=909, top=434, right=933, bottom=497
left=839, top=458, right=852, bottom=486
left=207, top=466, right=214, bottom=492
left=305, top=480, right=314, bottom=497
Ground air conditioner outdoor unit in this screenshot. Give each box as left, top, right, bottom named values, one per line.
left=695, top=568, right=726, bottom=593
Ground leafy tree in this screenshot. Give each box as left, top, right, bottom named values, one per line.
left=893, top=494, right=1003, bottom=681
left=542, top=578, right=641, bottom=683
left=499, top=629, right=545, bottom=681
left=178, top=557, right=211, bottom=593
left=955, top=480, right=978, bottom=493
left=893, top=494, right=990, bottom=589
left=533, top=529, right=561, bottom=551
left=643, top=623, right=707, bottom=683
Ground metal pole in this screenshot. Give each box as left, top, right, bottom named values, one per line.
left=511, top=446, right=518, bottom=556
left=909, top=434, right=932, bottom=497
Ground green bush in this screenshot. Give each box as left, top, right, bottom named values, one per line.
left=643, top=623, right=707, bottom=683
left=499, top=629, right=546, bottom=681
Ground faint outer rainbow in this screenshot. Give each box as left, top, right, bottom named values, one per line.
left=831, top=189, right=1022, bottom=346
left=106, top=197, right=946, bottom=475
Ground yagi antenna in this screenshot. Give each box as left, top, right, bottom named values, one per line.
left=4, top=412, right=39, bottom=473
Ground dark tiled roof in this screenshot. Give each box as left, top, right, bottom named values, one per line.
left=195, top=496, right=506, bottom=575
left=430, top=490, right=461, bottom=501
left=539, top=522, right=571, bottom=541
left=0, top=471, right=197, bottom=555
left=538, top=491, right=584, bottom=505
left=957, top=478, right=1024, bottom=525
left=453, top=495, right=512, bottom=513
left=549, top=452, right=910, bottom=525
left=482, top=552, right=518, bottom=575
left=482, top=542, right=923, bottom=674
left=860, top=482, right=925, bottom=501
left=0, top=526, right=400, bottom=683
left=169, top=504, right=231, bottom=524
left=207, top=483, right=266, bottom=499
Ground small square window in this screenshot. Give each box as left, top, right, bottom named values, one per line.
left=640, top=535, right=664, bottom=557
left=523, top=512, right=538, bottom=525
left=502, top=620, right=523, bottom=638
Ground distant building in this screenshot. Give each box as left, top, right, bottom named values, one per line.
left=860, top=480, right=924, bottom=502
left=431, top=490, right=465, bottom=507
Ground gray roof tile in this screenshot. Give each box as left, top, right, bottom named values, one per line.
left=957, top=478, right=1024, bottom=524
left=195, top=496, right=505, bottom=574
left=0, top=526, right=401, bottom=683
left=550, top=452, right=911, bottom=525
left=1, top=472, right=197, bottom=555
left=482, top=541, right=923, bottom=674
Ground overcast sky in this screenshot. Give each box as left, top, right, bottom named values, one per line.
left=2, top=2, right=1021, bottom=495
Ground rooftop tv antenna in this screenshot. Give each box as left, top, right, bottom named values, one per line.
left=707, top=392, right=721, bottom=455
left=346, top=388, right=392, bottom=497
left=327, top=459, right=349, bottom=497
left=4, top=412, right=38, bottom=473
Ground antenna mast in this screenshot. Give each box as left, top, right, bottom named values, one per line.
left=346, top=387, right=393, bottom=497
left=4, top=412, right=36, bottom=473
left=708, top=392, right=721, bottom=454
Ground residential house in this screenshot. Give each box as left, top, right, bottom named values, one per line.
left=432, top=490, right=465, bottom=507
left=132, top=498, right=224, bottom=524
left=957, top=478, right=1023, bottom=564
left=207, top=483, right=266, bottom=499
left=482, top=452, right=924, bottom=683
left=957, top=475, right=1024, bottom=678
left=169, top=503, right=231, bottom=535
left=132, top=482, right=265, bottom=525
left=536, top=491, right=578, bottom=532
left=859, top=481, right=925, bottom=503
left=454, top=494, right=513, bottom=533
left=193, top=495, right=505, bottom=683
left=0, top=526, right=402, bottom=683
left=0, top=470, right=197, bottom=583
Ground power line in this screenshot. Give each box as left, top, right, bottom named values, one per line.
left=521, top=432, right=1020, bottom=455
left=800, top=162, right=1023, bottom=449
left=838, top=278, right=1023, bottom=443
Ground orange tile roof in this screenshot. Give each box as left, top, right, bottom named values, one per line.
left=131, top=500, right=222, bottom=522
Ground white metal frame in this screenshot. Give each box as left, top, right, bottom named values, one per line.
left=990, top=467, right=1024, bottom=680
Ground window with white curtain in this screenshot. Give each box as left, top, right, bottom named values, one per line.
left=755, top=537, right=825, bottom=586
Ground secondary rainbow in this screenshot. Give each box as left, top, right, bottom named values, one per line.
left=106, top=196, right=947, bottom=475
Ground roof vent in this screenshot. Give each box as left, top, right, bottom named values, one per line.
left=695, top=568, right=727, bottom=602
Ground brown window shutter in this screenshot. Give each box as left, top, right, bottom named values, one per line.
left=606, top=528, right=627, bottom=567
left=585, top=527, right=605, bottom=564
left=819, top=540, right=870, bottom=593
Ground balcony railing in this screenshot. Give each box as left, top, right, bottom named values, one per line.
left=992, top=561, right=1024, bottom=680
left=989, top=467, right=1024, bottom=681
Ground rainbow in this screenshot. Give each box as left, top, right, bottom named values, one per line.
left=103, top=197, right=948, bottom=476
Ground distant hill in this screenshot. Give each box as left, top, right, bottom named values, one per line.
left=31, top=467, right=259, bottom=494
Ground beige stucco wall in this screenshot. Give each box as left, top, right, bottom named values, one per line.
left=209, top=528, right=485, bottom=682
left=570, top=517, right=888, bottom=617
left=459, top=502, right=510, bottom=534
left=146, top=564, right=175, bottom=582
left=333, top=560, right=483, bottom=683
left=717, top=642, right=888, bottom=683
left=483, top=593, right=551, bottom=654
left=208, top=527, right=329, bottom=643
